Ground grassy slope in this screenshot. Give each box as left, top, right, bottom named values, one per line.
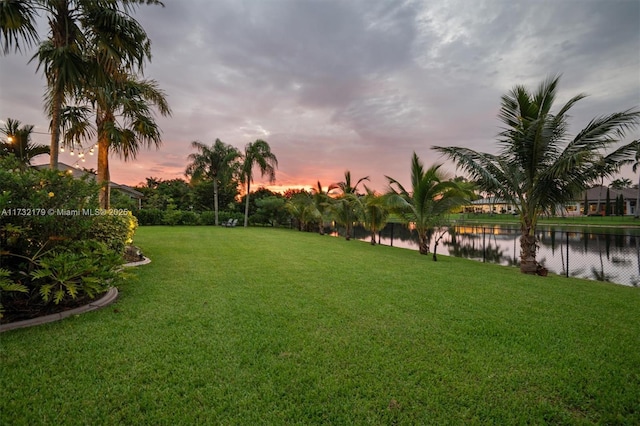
left=1, top=226, right=639, bottom=424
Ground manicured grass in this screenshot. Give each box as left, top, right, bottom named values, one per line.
left=2, top=226, right=639, bottom=424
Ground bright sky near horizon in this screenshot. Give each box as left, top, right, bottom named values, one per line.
left=1, top=0, right=639, bottom=192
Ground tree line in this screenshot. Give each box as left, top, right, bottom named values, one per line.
left=1, top=2, right=638, bottom=275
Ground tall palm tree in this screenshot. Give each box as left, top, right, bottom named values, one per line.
left=0, top=0, right=163, bottom=169
left=241, top=139, right=278, bottom=227
left=0, top=118, right=49, bottom=166
left=358, top=186, right=390, bottom=245
left=434, top=75, right=640, bottom=273
left=62, top=72, right=170, bottom=208
left=93, top=74, right=170, bottom=209
left=186, top=139, right=241, bottom=225
left=332, top=170, right=369, bottom=240
left=386, top=153, right=471, bottom=255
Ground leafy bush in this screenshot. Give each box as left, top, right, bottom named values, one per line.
left=0, top=155, right=99, bottom=250
left=0, top=268, right=29, bottom=318
left=162, top=210, right=200, bottom=226
left=218, top=211, right=244, bottom=225
left=162, top=209, right=182, bottom=226
left=199, top=211, right=217, bottom=225
left=88, top=212, right=138, bottom=254
left=30, top=241, right=123, bottom=305
left=134, top=208, right=164, bottom=225
left=178, top=210, right=200, bottom=225
left=0, top=156, right=132, bottom=320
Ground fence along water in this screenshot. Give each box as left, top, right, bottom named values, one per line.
left=348, top=224, right=640, bottom=287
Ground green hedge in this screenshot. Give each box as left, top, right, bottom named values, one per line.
left=133, top=209, right=244, bottom=226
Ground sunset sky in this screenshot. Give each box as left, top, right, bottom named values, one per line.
left=1, top=0, right=639, bottom=193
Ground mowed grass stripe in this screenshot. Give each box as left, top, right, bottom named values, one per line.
left=1, top=226, right=638, bottom=424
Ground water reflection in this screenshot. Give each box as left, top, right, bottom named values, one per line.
left=337, top=223, right=640, bottom=286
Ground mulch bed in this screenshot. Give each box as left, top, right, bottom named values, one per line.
left=1, top=292, right=105, bottom=324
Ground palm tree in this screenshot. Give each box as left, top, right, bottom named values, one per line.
left=310, top=181, right=338, bottom=235
left=186, top=139, right=241, bottom=225
left=241, top=139, right=278, bottom=227
left=285, top=191, right=317, bottom=231
left=610, top=178, right=632, bottom=190
left=331, top=170, right=369, bottom=240
left=434, top=75, right=640, bottom=273
left=0, top=118, right=49, bottom=166
left=96, top=75, right=170, bottom=209
left=62, top=72, right=170, bottom=208
left=0, top=0, right=163, bottom=169
left=386, top=153, right=471, bottom=255
left=358, top=186, right=390, bottom=245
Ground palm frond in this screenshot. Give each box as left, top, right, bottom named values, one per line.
left=0, top=0, right=39, bottom=54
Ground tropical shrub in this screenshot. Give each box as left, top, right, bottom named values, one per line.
left=199, top=211, right=217, bottom=225
left=217, top=211, right=244, bottom=225
left=162, top=209, right=200, bottom=226
left=30, top=241, right=122, bottom=305
left=88, top=212, right=138, bottom=254
left=0, top=156, right=131, bottom=320
left=0, top=268, right=29, bottom=319
left=134, top=208, right=164, bottom=225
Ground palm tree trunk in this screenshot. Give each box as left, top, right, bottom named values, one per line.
left=97, top=137, right=110, bottom=209
left=213, top=179, right=219, bottom=226
left=244, top=180, right=251, bottom=227
left=633, top=173, right=640, bottom=219
left=48, top=87, right=63, bottom=169
left=345, top=219, right=351, bottom=241
left=520, top=219, right=538, bottom=274
left=418, top=231, right=429, bottom=255
left=370, top=232, right=376, bottom=245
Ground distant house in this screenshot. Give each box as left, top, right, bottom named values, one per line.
left=33, top=163, right=143, bottom=209
left=566, top=185, right=637, bottom=216
left=463, top=185, right=638, bottom=216
left=465, top=197, right=517, bottom=214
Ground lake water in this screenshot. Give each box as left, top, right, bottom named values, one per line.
left=336, top=223, right=640, bottom=287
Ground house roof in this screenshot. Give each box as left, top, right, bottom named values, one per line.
left=33, top=162, right=95, bottom=180
left=111, top=183, right=143, bottom=199
left=582, top=185, right=636, bottom=201
left=33, top=163, right=143, bottom=199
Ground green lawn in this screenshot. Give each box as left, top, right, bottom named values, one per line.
left=1, top=226, right=639, bottom=424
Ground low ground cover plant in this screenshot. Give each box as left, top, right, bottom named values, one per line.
left=1, top=226, right=638, bottom=424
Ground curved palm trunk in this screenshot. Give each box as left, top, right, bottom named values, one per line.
left=432, top=230, right=446, bottom=261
